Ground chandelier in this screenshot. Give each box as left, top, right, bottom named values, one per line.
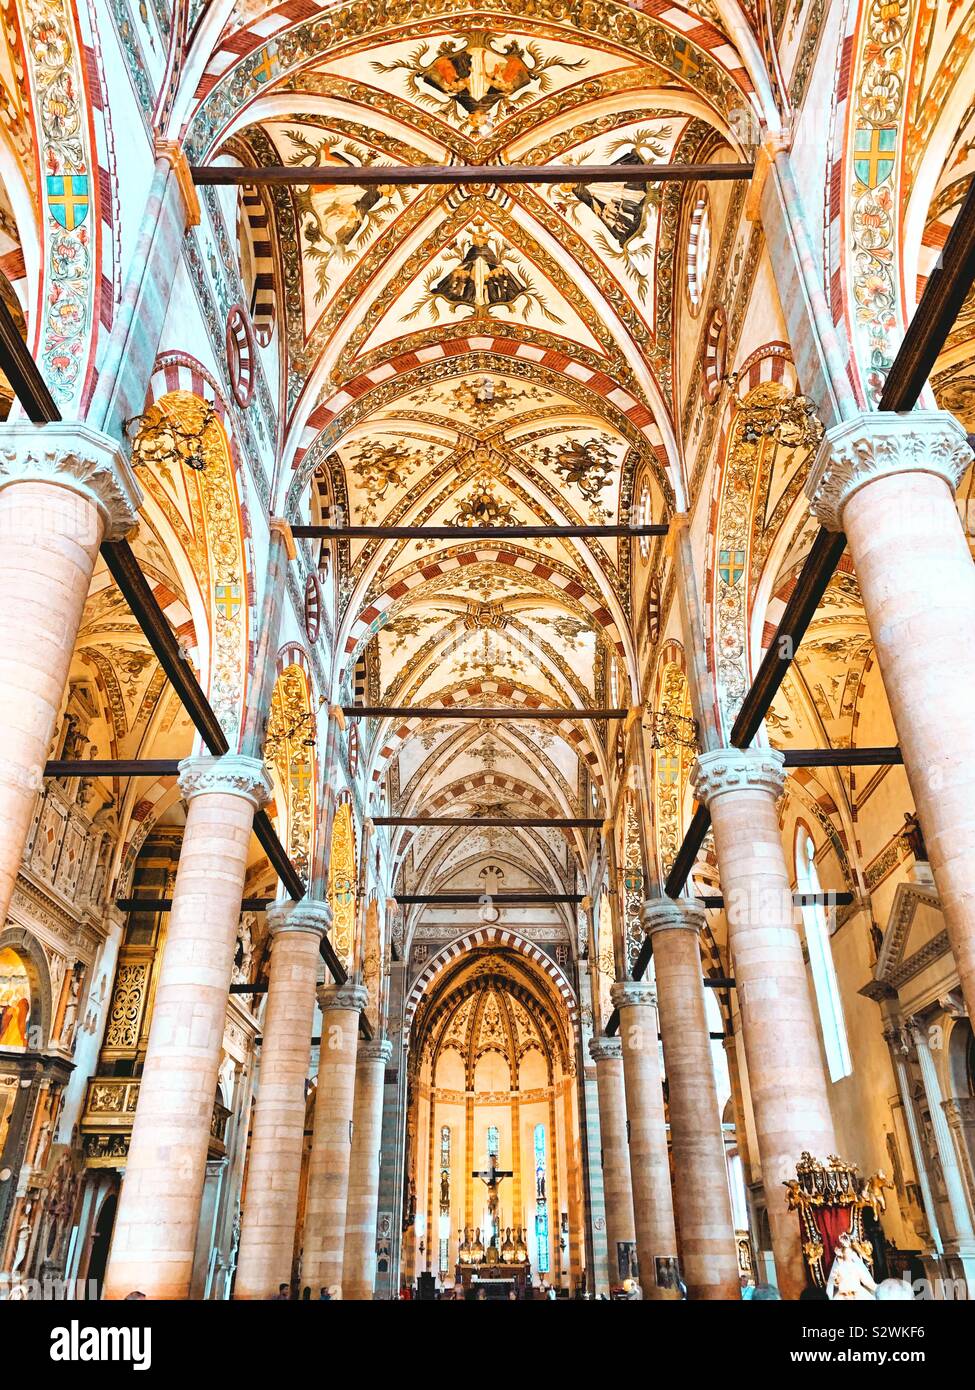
left=643, top=709, right=699, bottom=751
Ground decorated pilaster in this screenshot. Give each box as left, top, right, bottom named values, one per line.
left=0, top=423, right=140, bottom=932
left=807, top=411, right=975, bottom=1027
left=234, top=900, right=328, bottom=1299
left=588, top=1035, right=636, bottom=1287
left=103, top=753, right=271, bottom=1299
left=343, top=1037, right=393, bottom=1300
left=302, top=979, right=368, bottom=1295
left=609, top=980, right=678, bottom=1298
left=691, top=747, right=836, bottom=1298
left=643, top=898, right=740, bottom=1299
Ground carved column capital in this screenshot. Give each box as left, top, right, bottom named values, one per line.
left=943, top=1097, right=975, bottom=1132
left=610, top=979, right=656, bottom=1011
left=641, top=896, right=707, bottom=938
left=806, top=410, right=973, bottom=532
left=267, top=898, right=331, bottom=939
left=177, top=753, right=271, bottom=809
left=318, top=982, right=369, bottom=1014
left=0, top=421, right=141, bottom=540
left=359, top=1037, right=393, bottom=1066
left=588, top=1035, right=623, bottom=1063
left=690, top=746, right=785, bottom=805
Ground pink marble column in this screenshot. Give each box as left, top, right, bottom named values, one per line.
left=691, top=747, right=836, bottom=1299
left=643, top=898, right=740, bottom=1300
left=808, top=411, right=975, bottom=1023
left=610, top=980, right=678, bottom=1299
left=342, top=1036, right=393, bottom=1300
left=588, top=1035, right=636, bottom=1286
left=234, top=900, right=329, bottom=1299
left=103, top=754, right=270, bottom=1300
left=302, top=981, right=368, bottom=1296
left=0, top=424, right=139, bottom=929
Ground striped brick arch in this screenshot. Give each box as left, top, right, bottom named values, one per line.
left=237, top=186, right=276, bottom=346
left=404, top=926, right=578, bottom=1031
left=343, top=545, right=627, bottom=673
left=367, top=681, right=607, bottom=793
left=391, top=772, right=573, bottom=858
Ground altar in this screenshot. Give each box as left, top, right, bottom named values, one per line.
left=454, top=1154, right=533, bottom=1293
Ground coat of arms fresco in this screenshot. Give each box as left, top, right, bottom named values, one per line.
left=409, top=224, right=561, bottom=323
left=287, top=132, right=411, bottom=302
left=371, top=31, right=587, bottom=136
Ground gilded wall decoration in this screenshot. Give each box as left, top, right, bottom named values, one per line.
left=267, top=664, right=316, bottom=884
left=329, top=800, right=357, bottom=969
left=654, top=660, right=691, bottom=879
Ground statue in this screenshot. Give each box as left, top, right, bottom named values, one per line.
left=826, top=1233, right=876, bottom=1300
left=862, top=1171, right=894, bottom=1219
left=901, top=812, right=927, bottom=863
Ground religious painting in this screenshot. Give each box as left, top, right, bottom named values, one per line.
left=370, top=32, right=586, bottom=137
left=655, top=1254, right=682, bottom=1291
left=288, top=133, right=411, bottom=302
left=0, top=948, right=31, bottom=1048
left=616, top=1240, right=638, bottom=1282
left=410, top=225, right=561, bottom=323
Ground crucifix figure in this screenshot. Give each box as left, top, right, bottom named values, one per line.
left=472, top=1152, right=513, bottom=1248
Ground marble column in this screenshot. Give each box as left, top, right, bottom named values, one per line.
left=691, top=747, right=836, bottom=1299
left=103, top=753, right=271, bottom=1299
left=302, top=980, right=368, bottom=1296
left=807, top=412, right=975, bottom=1023
left=342, top=1036, right=393, bottom=1300
left=643, top=898, right=740, bottom=1299
left=911, top=1023, right=975, bottom=1260
left=609, top=981, right=678, bottom=1298
left=588, top=1035, right=635, bottom=1286
left=0, top=423, right=140, bottom=931
left=233, top=900, right=329, bottom=1299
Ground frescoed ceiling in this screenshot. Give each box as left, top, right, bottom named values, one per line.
left=183, top=0, right=756, bottom=909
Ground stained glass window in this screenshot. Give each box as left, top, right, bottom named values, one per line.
left=439, top=1125, right=451, bottom=1274
left=796, top=828, right=852, bottom=1082
left=487, top=1124, right=499, bottom=1158
left=534, top=1123, right=549, bottom=1274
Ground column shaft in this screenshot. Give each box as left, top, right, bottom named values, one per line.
left=588, top=1037, right=635, bottom=1286
left=610, top=982, right=678, bottom=1298
left=692, top=748, right=836, bottom=1299
left=234, top=904, right=326, bottom=1298
left=302, top=983, right=367, bottom=1295
left=645, top=901, right=740, bottom=1299
left=104, top=754, right=269, bottom=1299
left=342, top=1038, right=392, bottom=1299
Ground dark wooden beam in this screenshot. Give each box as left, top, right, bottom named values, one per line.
left=0, top=295, right=59, bottom=422
left=117, top=897, right=274, bottom=911
left=395, top=892, right=581, bottom=904
left=343, top=706, right=626, bottom=720
left=293, top=524, right=669, bottom=540
left=45, top=759, right=180, bottom=777
left=375, top=816, right=601, bottom=828
left=192, top=162, right=754, bottom=189
left=697, top=892, right=855, bottom=908
left=780, top=748, right=902, bottom=767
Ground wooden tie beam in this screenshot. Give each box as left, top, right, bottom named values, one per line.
left=192, top=162, right=754, bottom=189
left=343, top=706, right=627, bottom=720
left=293, top=524, right=669, bottom=540
left=395, top=892, right=582, bottom=904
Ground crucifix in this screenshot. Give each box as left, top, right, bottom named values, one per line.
left=472, top=1152, right=513, bottom=1247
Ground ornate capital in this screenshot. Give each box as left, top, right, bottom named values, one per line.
left=177, top=753, right=271, bottom=809
left=267, top=898, right=331, bottom=939
left=641, top=896, right=707, bottom=938
left=806, top=410, right=973, bottom=532
left=588, top=1035, right=622, bottom=1063
left=0, top=421, right=141, bottom=540
left=154, top=137, right=201, bottom=228
left=610, top=979, right=656, bottom=1011
left=691, top=746, right=785, bottom=805
left=360, top=1037, right=393, bottom=1066
left=318, top=982, right=369, bottom=1014
left=942, top=1097, right=975, bottom=1131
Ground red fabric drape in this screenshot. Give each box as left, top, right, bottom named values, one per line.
left=813, top=1206, right=852, bottom=1274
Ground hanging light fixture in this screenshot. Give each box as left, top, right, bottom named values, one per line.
left=126, top=401, right=217, bottom=473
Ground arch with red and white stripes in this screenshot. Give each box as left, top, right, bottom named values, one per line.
left=404, top=924, right=577, bottom=1032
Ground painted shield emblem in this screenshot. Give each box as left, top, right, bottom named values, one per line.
left=854, top=125, right=896, bottom=189
left=718, top=548, right=745, bottom=586
left=47, top=174, right=90, bottom=231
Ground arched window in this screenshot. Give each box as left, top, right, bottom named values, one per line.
left=637, top=482, right=652, bottom=560
left=796, top=829, right=852, bottom=1082
left=534, top=1123, right=550, bottom=1274
left=487, top=1124, right=499, bottom=1158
